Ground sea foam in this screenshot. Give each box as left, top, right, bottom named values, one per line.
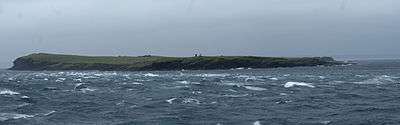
left=44, top=111, right=56, bottom=116
left=0, top=89, right=20, bottom=95
left=269, top=77, right=279, bottom=81
left=223, top=94, right=249, bottom=98
left=80, top=88, right=97, bottom=93
left=253, top=121, right=262, bottom=125
left=166, top=98, right=177, bottom=104
left=284, top=82, right=315, bottom=88
left=182, top=98, right=200, bottom=104
left=144, top=73, right=159, bottom=77
left=243, top=86, right=267, bottom=91
left=56, top=78, right=66, bottom=82
left=131, top=82, right=144, bottom=85
left=353, top=75, right=397, bottom=84
left=198, top=74, right=230, bottom=77
left=0, top=113, right=34, bottom=121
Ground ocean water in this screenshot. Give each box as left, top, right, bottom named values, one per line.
left=1, top=60, right=400, bottom=125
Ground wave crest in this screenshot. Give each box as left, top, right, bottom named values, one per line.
left=284, top=82, right=315, bottom=88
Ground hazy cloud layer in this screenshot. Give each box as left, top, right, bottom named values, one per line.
left=1, top=0, right=399, bottom=68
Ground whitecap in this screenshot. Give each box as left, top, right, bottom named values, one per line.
left=177, top=81, right=190, bottom=84
left=56, top=78, right=66, bottom=82
left=177, top=81, right=200, bottom=85
left=144, top=73, right=159, bottom=77
left=21, top=96, right=30, bottom=99
left=305, top=75, right=315, bottom=78
left=136, top=79, right=151, bottom=82
left=43, top=78, right=49, bottom=81
left=243, top=86, right=267, bottom=91
left=280, top=93, right=288, bottom=96
left=356, top=75, right=367, bottom=77
left=74, top=83, right=86, bottom=88
left=237, top=75, right=250, bottom=78
left=381, top=75, right=399, bottom=79
left=275, top=100, right=292, bottom=104
left=227, top=89, right=238, bottom=92
left=223, top=94, right=249, bottom=98
left=269, top=77, right=279, bottom=81
left=320, top=121, right=331, bottom=124
left=94, top=74, right=103, bottom=77
left=182, top=98, right=200, bottom=104
left=121, top=82, right=143, bottom=85
left=253, top=121, right=262, bottom=125
left=67, top=72, right=86, bottom=77
left=17, top=103, right=31, bottom=108
left=332, top=81, right=345, bottom=84
left=73, top=78, right=82, bottom=82
left=284, top=82, right=315, bottom=88
left=191, top=82, right=201, bottom=85
left=83, top=76, right=98, bottom=79
left=116, top=100, right=126, bottom=106
left=0, top=89, right=20, bottom=95
left=0, top=113, right=34, bottom=121
left=80, top=88, right=97, bottom=93
left=245, top=77, right=258, bottom=82
left=198, top=74, right=229, bottom=77
left=191, top=91, right=202, bottom=94
left=354, top=75, right=396, bottom=84
left=166, top=98, right=177, bottom=104
left=44, top=111, right=56, bottom=116
left=35, top=73, right=47, bottom=77
left=131, top=82, right=143, bottom=85
left=123, top=74, right=130, bottom=77
left=222, top=82, right=240, bottom=86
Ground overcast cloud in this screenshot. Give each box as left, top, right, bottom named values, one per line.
left=0, top=0, right=399, bottom=68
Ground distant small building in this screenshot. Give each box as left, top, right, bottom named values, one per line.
left=194, top=53, right=203, bottom=57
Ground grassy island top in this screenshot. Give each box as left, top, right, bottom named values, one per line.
left=11, top=53, right=341, bottom=71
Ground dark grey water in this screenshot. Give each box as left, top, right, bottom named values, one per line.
left=1, top=60, right=400, bottom=125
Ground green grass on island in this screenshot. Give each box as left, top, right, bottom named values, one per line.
left=10, top=53, right=344, bottom=71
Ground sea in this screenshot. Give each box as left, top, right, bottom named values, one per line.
left=0, top=60, right=400, bottom=125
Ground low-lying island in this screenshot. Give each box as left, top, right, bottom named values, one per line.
left=10, top=53, right=346, bottom=71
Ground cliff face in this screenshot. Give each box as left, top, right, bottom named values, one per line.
left=10, top=53, right=345, bottom=71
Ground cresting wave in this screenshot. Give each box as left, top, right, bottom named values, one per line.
left=0, top=113, right=34, bottom=122
left=353, top=75, right=399, bottom=84
left=284, top=82, right=315, bottom=88
left=0, top=89, right=20, bottom=95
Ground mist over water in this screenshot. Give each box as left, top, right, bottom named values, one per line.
left=1, top=60, right=400, bottom=124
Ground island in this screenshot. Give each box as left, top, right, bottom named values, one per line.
left=9, top=53, right=346, bottom=71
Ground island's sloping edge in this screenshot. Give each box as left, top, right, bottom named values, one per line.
left=9, top=53, right=348, bottom=71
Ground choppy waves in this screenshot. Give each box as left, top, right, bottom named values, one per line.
left=1, top=62, right=400, bottom=124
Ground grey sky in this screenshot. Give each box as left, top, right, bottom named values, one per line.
left=0, top=0, right=399, bottom=68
